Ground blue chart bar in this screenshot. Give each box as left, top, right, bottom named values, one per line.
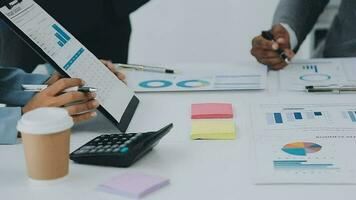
left=63, top=48, right=85, bottom=70
left=314, top=112, right=322, bottom=116
left=348, top=111, right=356, bottom=122
left=55, top=32, right=67, bottom=44
left=273, top=160, right=336, bottom=169
left=294, top=112, right=303, bottom=120
left=274, top=113, right=283, bottom=124
left=52, top=24, right=70, bottom=41
left=57, top=41, right=64, bottom=47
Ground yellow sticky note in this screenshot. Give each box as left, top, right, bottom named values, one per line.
left=191, top=119, right=236, bottom=140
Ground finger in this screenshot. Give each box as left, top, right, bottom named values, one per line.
left=46, top=72, right=64, bottom=85
left=116, top=71, right=126, bottom=81
left=45, top=78, right=85, bottom=96
left=100, top=59, right=116, bottom=71
left=270, top=62, right=287, bottom=70
left=72, top=111, right=97, bottom=123
left=54, top=92, right=96, bottom=107
left=251, top=48, right=280, bottom=59
left=284, top=48, right=295, bottom=59
left=259, top=57, right=285, bottom=68
left=252, top=36, right=274, bottom=50
left=65, top=100, right=99, bottom=115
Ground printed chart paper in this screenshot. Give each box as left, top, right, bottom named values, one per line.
left=279, top=58, right=356, bottom=91
left=251, top=103, right=356, bottom=184
left=124, top=65, right=267, bottom=92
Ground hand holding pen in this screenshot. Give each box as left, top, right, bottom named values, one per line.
left=22, top=78, right=99, bottom=123
left=251, top=24, right=295, bottom=70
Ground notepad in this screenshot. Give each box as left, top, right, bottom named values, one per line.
left=191, top=119, right=236, bottom=140
left=98, top=172, right=170, bottom=199
left=191, top=103, right=233, bottom=119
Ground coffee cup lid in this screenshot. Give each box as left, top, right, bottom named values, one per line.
left=17, top=107, right=74, bottom=135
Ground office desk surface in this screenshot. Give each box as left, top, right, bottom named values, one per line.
left=1, top=67, right=356, bottom=200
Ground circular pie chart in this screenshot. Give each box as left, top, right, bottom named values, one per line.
left=299, top=74, right=331, bottom=82
left=176, top=80, right=210, bottom=88
left=139, top=80, right=173, bottom=88
left=282, top=142, right=322, bottom=156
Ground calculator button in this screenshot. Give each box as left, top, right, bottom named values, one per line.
left=81, top=146, right=96, bottom=150
left=96, top=145, right=103, bottom=149
left=89, top=149, right=97, bottom=153
left=116, top=141, right=123, bottom=145
left=97, top=149, right=105, bottom=153
left=94, top=138, right=100, bottom=142
left=120, top=147, right=129, bottom=153
left=113, top=148, right=120, bottom=152
left=103, top=138, right=109, bottom=142
left=97, top=142, right=103, bottom=145
left=104, top=145, right=112, bottom=149
left=112, top=144, right=119, bottom=148
left=107, top=142, right=113, bottom=145
left=105, top=149, right=113, bottom=153
left=75, top=150, right=88, bottom=154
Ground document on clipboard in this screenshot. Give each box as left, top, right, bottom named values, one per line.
left=0, top=0, right=139, bottom=132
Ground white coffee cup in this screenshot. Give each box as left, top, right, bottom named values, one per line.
left=17, top=107, right=74, bottom=181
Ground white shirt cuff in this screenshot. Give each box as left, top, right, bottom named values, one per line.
left=280, top=23, right=298, bottom=50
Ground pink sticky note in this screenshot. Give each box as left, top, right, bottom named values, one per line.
left=191, top=103, right=233, bottom=119
left=98, top=172, right=170, bottom=199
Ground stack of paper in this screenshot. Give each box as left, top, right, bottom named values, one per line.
left=191, top=103, right=236, bottom=140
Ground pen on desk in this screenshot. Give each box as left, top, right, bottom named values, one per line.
left=261, top=30, right=291, bottom=64
left=117, top=63, right=175, bottom=74
left=305, top=85, right=356, bottom=94
left=22, top=84, right=97, bottom=93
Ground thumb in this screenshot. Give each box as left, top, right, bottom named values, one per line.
left=284, top=48, right=295, bottom=60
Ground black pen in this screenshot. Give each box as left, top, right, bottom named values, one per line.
left=22, top=84, right=97, bottom=93
left=261, top=31, right=291, bottom=64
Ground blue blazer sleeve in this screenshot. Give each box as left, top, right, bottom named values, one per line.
left=0, top=107, right=21, bottom=145
left=0, top=68, right=49, bottom=106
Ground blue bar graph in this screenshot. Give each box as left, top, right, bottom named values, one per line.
left=274, top=113, right=283, bottom=124
left=52, top=24, right=70, bottom=40
left=52, top=24, right=70, bottom=47
left=274, top=160, right=337, bottom=169
left=55, top=32, right=67, bottom=44
left=63, top=48, right=85, bottom=70
left=314, top=112, right=322, bottom=116
left=57, top=41, right=64, bottom=47
left=314, top=65, right=318, bottom=73
left=294, top=112, right=303, bottom=120
left=348, top=111, right=356, bottom=122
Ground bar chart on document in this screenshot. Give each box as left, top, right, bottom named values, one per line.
left=251, top=103, right=356, bottom=184
left=256, top=103, right=356, bottom=133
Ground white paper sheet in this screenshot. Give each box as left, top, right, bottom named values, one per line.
left=124, top=65, right=267, bottom=92
left=251, top=102, right=356, bottom=184
left=279, top=58, right=356, bottom=91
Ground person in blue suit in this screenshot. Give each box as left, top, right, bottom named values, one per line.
left=0, top=61, right=123, bottom=144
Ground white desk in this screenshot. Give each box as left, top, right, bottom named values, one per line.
left=1, top=64, right=356, bottom=200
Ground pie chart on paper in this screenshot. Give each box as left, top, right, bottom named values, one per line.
left=282, top=142, right=322, bottom=156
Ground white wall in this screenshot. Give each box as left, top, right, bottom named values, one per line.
left=129, top=0, right=282, bottom=65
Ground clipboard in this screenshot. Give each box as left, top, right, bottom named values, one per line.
left=0, top=0, right=139, bottom=133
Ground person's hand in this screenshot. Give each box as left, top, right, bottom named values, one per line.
left=22, top=78, right=99, bottom=123
left=45, top=72, right=63, bottom=85
left=251, top=24, right=295, bottom=70
left=100, top=59, right=126, bottom=83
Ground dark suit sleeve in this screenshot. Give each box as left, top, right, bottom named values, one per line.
left=111, top=0, right=150, bottom=17
left=272, top=0, right=330, bottom=51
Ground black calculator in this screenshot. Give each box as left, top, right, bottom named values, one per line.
left=70, top=124, right=173, bottom=167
